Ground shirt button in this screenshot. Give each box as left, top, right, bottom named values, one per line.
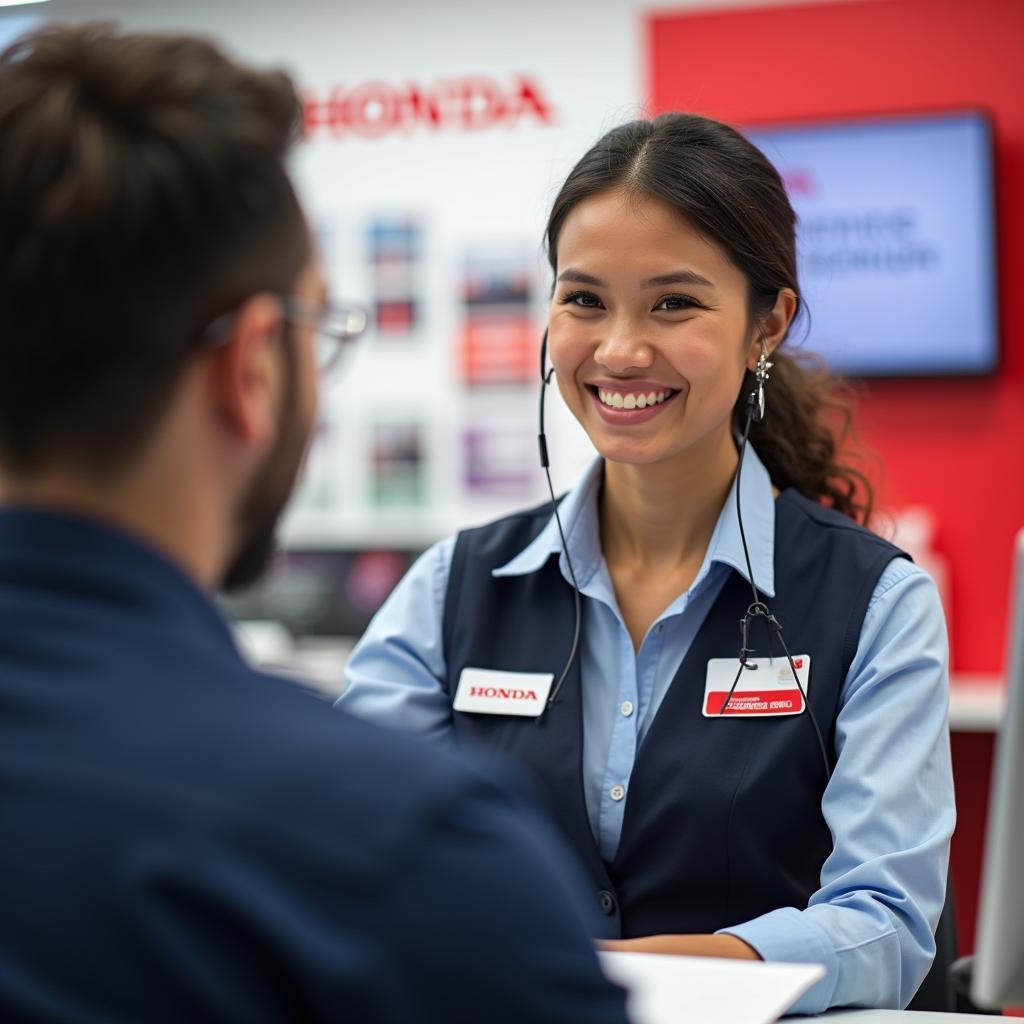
left=598, top=890, right=617, bottom=915
left=655, top=622, right=665, bottom=633
left=620, top=700, right=635, bottom=717
left=609, top=784, right=626, bottom=801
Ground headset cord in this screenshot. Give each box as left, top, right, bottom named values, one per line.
left=537, top=360, right=583, bottom=722
left=721, top=401, right=834, bottom=783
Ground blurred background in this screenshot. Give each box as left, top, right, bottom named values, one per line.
left=2, top=0, right=1021, bottom=972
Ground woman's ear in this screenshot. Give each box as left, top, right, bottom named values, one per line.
left=747, top=288, right=798, bottom=371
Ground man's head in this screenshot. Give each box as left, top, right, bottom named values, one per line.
left=0, top=23, right=323, bottom=588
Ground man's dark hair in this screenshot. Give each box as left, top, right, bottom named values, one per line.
left=0, top=23, right=309, bottom=475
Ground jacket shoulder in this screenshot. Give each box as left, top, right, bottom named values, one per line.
left=457, top=498, right=554, bottom=537
left=778, top=488, right=906, bottom=560
left=452, top=498, right=556, bottom=565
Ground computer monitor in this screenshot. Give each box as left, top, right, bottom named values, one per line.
left=972, top=528, right=1024, bottom=1007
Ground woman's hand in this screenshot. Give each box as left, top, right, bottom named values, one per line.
left=599, top=934, right=761, bottom=960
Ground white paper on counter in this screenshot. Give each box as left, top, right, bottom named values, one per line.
left=599, top=951, right=825, bottom=1024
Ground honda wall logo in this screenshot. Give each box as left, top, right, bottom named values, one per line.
left=303, top=74, right=556, bottom=140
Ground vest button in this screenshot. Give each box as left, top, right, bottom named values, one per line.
left=598, top=890, right=617, bottom=915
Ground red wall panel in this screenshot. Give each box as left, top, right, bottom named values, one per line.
left=648, top=0, right=1024, bottom=675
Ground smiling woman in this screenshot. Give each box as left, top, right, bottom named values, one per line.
left=338, top=112, right=955, bottom=1016
left=545, top=116, right=866, bottom=522
left=549, top=188, right=776, bottom=478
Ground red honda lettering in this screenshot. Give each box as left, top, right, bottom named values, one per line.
left=303, top=74, right=556, bottom=141
left=512, top=76, right=554, bottom=125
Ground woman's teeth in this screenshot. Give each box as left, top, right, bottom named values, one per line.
left=597, top=388, right=673, bottom=410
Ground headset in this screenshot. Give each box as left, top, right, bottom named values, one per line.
left=536, top=328, right=833, bottom=781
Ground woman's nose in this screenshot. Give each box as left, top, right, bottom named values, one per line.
left=594, top=329, right=654, bottom=373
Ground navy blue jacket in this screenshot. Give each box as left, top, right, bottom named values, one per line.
left=442, top=489, right=906, bottom=939
left=0, top=509, right=627, bottom=1023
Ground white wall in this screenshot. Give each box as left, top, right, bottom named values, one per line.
left=1, top=0, right=861, bottom=549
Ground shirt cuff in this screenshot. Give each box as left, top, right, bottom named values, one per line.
left=717, top=907, right=838, bottom=1016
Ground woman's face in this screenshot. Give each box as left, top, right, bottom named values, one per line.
left=548, top=189, right=757, bottom=468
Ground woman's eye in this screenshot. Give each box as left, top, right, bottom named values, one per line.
left=560, top=290, right=604, bottom=310
left=654, top=294, right=701, bottom=312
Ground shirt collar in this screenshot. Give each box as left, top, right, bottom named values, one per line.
left=492, top=444, right=776, bottom=599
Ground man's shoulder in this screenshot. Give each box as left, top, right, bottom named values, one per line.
left=229, top=671, right=630, bottom=1023
left=205, top=665, right=502, bottom=848
left=259, top=670, right=484, bottom=789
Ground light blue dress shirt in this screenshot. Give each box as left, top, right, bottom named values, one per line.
left=339, top=446, right=955, bottom=1015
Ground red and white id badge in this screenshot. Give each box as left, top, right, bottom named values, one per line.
left=702, top=655, right=811, bottom=718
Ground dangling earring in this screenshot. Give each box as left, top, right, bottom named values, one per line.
left=753, top=337, right=773, bottom=423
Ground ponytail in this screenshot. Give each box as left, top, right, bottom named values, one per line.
left=735, top=350, right=874, bottom=524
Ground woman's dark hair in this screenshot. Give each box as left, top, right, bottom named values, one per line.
left=0, top=23, right=309, bottom=475
left=545, top=112, right=873, bottom=524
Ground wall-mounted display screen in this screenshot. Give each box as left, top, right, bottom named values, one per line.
left=745, top=110, right=998, bottom=376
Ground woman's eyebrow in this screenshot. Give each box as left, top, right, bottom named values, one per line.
left=557, top=269, right=606, bottom=287
left=556, top=268, right=716, bottom=289
left=642, top=270, right=715, bottom=288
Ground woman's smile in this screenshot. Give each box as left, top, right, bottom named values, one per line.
left=586, top=380, right=683, bottom=425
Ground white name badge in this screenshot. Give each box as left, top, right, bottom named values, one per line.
left=453, top=668, right=554, bottom=718
left=702, top=655, right=811, bottom=718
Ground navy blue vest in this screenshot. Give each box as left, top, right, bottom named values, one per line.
left=441, top=487, right=907, bottom=939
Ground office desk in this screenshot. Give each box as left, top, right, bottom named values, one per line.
left=818, top=1011, right=998, bottom=1022
left=948, top=673, right=1005, bottom=731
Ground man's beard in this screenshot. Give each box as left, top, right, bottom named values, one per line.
left=220, top=352, right=311, bottom=593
